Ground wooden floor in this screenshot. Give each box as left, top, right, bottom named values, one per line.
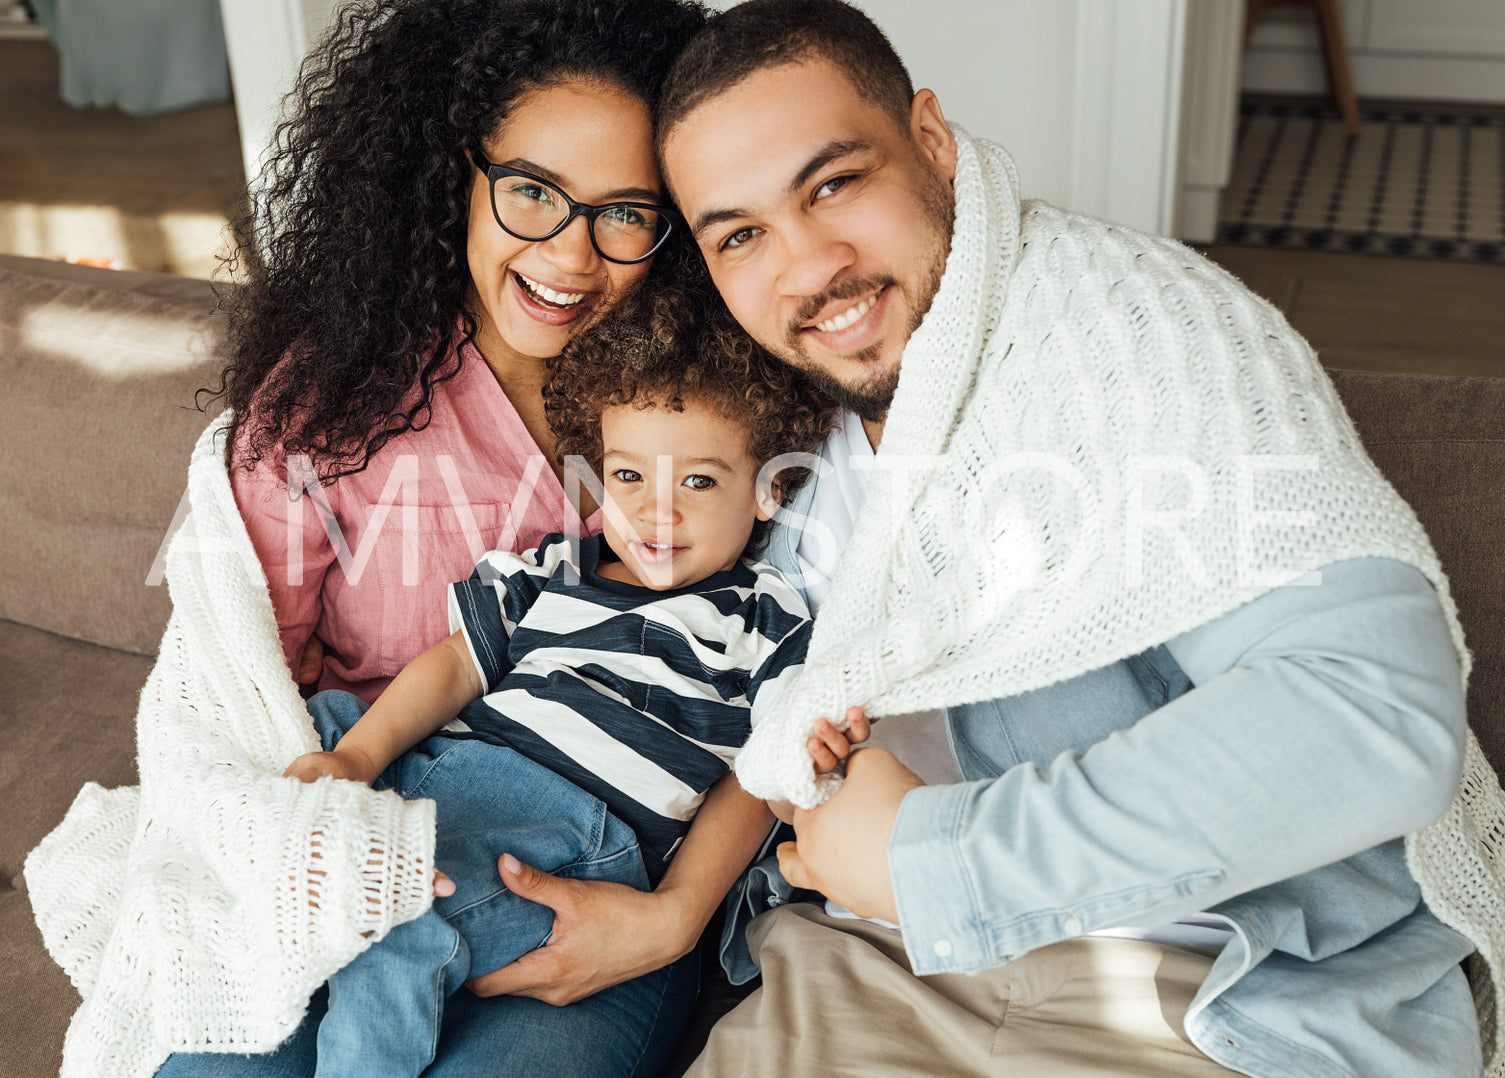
left=0, top=38, right=244, bottom=278
left=0, top=35, right=1500, bottom=377
left=1203, top=244, right=1505, bottom=378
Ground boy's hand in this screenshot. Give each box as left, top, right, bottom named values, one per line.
left=807, top=706, right=873, bottom=775
left=283, top=748, right=379, bottom=786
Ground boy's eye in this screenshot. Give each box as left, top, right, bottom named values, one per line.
left=610, top=468, right=642, bottom=484
left=682, top=475, right=715, bottom=491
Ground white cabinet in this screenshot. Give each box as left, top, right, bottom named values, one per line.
left=1244, top=0, right=1505, bottom=103
left=1366, top=0, right=1505, bottom=56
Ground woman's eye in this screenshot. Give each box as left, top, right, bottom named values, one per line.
left=601, top=204, right=650, bottom=229
left=682, top=475, right=715, bottom=491
left=720, top=226, right=761, bottom=251
left=610, top=468, right=642, bottom=484
left=509, top=182, right=556, bottom=206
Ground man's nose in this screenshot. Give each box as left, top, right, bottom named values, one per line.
left=774, top=219, right=855, bottom=299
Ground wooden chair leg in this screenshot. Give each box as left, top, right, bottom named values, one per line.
left=1313, top=0, right=1361, bottom=135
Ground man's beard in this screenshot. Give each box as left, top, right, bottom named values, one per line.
left=777, top=165, right=953, bottom=424
left=788, top=334, right=901, bottom=423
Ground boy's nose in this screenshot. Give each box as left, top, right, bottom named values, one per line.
left=633, top=485, right=680, bottom=528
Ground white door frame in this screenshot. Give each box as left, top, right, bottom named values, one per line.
left=1070, top=0, right=1191, bottom=237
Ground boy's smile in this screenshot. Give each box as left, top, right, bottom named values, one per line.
left=594, top=397, right=776, bottom=591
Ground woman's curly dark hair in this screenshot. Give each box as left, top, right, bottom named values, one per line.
left=206, top=0, right=709, bottom=480
left=545, top=266, right=837, bottom=554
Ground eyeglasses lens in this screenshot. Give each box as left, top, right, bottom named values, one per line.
left=493, top=176, right=666, bottom=263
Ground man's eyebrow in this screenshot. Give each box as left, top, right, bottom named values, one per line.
left=789, top=138, right=871, bottom=193
left=500, top=158, right=662, bottom=203
left=690, top=139, right=873, bottom=243
left=690, top=206, right=754, bottom=243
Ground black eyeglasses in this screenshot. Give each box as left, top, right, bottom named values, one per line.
left=472, top=153, right=677, bottom=265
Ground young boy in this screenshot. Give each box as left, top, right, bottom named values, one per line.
left=282, top=280, right=858, bottom=1078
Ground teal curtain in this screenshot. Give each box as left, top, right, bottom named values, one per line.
left=34, top=0, right=231, bottom=117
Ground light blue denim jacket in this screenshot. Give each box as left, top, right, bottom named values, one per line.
left=728, top=477, right=1482, bottom=1078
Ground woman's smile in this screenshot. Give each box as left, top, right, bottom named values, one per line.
left=507, top=268, right=599, bottom=326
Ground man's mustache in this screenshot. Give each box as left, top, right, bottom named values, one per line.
left=787, top=275, right=897, bottom=341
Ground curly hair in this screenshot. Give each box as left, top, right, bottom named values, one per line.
left=545, top=268, right=837, bottom=552
left=206, top=0, right=709, bottom=481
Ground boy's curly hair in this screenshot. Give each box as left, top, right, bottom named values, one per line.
left=545, top=270, right=837, bottom=552
left=206, top=0, right=708, bottom=481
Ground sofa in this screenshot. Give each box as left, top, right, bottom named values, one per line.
left=2, top=251, right=1503, bottom=1077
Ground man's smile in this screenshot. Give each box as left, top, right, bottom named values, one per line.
left=797, top=283, right=892, bottom=354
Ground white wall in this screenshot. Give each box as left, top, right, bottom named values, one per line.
left=220, top=0, right=342, bottom=192
left=848, top=2, right=1081, bottom=208
left=228, top=0, right=1192, bottom=238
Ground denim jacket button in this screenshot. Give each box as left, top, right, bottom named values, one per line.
left=933, top=939, right=954, bottom=958
left=1063, top=914, right=1084, bottom=935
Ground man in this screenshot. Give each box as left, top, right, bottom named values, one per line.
left=654, top=1, right=1501, bottom=1075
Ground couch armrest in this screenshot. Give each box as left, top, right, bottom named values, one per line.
left=1329, top=368, right=1505, bottom=778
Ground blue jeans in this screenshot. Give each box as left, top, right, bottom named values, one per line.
left=155, top=691, right=697, bottom=1078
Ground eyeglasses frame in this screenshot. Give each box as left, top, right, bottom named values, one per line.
left=471, top=152, right=679, bottom=266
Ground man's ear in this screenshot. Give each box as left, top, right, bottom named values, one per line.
left=755, top=479, right=783, bottom=522
left=910, top=88, right=958, bottom=183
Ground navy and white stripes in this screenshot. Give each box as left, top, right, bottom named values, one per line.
left=446, top=533, right=811, bottom=880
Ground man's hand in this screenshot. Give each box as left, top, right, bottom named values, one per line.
left=283, top=748, right=379, bottom=786
left=464, top=854, right=693, bottom=1005
left=777, top=747, right=923, bottom=924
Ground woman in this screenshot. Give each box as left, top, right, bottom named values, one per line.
left=158, top=0, right=768, bottom=1074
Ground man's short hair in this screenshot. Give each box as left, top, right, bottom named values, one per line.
left=656, top=0, right=914, bottom=146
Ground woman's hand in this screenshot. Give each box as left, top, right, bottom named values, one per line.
left=298, top=634, right=325, bottom=686
left=464, top=854, right=695, bottom=1005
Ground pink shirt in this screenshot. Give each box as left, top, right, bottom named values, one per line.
left=233, top=335, right=601, bottom=702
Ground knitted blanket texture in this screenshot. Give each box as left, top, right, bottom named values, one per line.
left=23, top=416, right=438, bottom=1078
left=731, top=129, right=1505, bottom=1071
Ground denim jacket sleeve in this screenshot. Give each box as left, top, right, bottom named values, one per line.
left=888, top=558, right=1467, bottom=975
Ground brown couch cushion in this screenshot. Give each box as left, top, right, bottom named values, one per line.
left=1329, top=369, right=1505, bottom=774
left=0, top=619, right=149, bottom=1078
left=0, top=255, right=227, bottom=656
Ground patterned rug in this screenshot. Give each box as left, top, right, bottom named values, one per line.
left=1220, top=98, right=1505, bottom=263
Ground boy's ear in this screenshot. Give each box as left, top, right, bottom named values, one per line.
left=755, top=478, right=783, bottom=522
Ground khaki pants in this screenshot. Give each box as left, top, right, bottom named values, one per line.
left=687, top=905, right=1240, bottom=1078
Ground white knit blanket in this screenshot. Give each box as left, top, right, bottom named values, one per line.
left=23, top=416, right=437, bottom=1078
left=733, top=129, right=1505, bottom=1071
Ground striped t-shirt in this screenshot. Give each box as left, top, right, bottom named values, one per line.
left=445, top=533, right=812, bottom=881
